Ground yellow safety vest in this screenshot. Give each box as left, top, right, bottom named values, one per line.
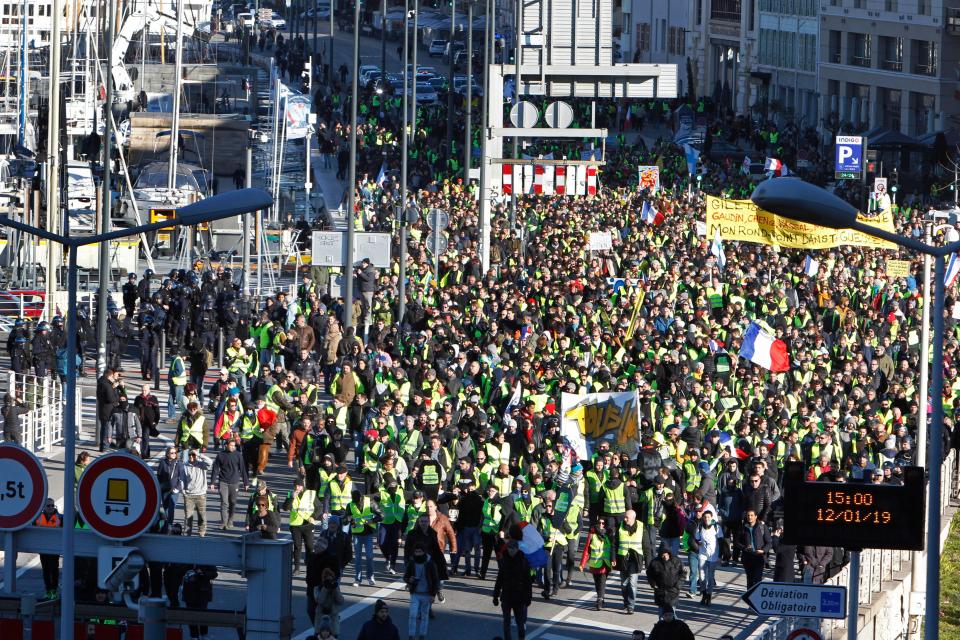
left=380, top=491, right=405, bottom=525
left=328, top=478, right=352, bottom=511
left=587, top=534, right=612, bottom=569
left=289, top=490, right=317, bottom=526
left=349, top=497, right=375, bottom=534
left=169, top=355, right=188, bottom=386
left=617, top=522, right=644, bottom=556
left=481, top=499, right=501, bottom=534
left=422, top=463, right=440, bottom=485
left=179, top=414, right=205, bottom=444
left=405, top=503, right=426, bottom=533
left=602, top=483, right=626, bottom=515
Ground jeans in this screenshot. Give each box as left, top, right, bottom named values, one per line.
left=162, top=491, right=180, bottom=529
left=620, top=571, right=640, bottom=609
left=661, top=536, right=681, bottom=558
left=688, top=552, right=701, bottom=595
left=168, top=384, right=184, bottom=419
left=701, top=558, right=718, bottom=595
left=409, top=593, right=432, bottom=638
left=219, top=482, right=240, bottom=527
left=451, top=527, right=481, bottom=574
left=353, top=533, right=375, bottom=581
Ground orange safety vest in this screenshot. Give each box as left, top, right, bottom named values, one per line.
left=35, top=513, right=60, bottom=527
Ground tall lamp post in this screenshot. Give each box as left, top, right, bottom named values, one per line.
left=751, top=178, right=954, bottom=640
left=344, top=0, right=361, bottom=330
left=0, top=188, right=273, bottom=640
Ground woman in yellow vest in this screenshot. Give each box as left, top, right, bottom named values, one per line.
left=578, top=521, right=614, bottom=611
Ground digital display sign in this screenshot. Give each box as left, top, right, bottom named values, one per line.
left=781, top=462, right=925, bottom=551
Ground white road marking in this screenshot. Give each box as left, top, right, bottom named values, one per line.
left=526, top=590, right=597, bottom=640
left=290, top=580, right=406, bottom=640
left=566, top=615, right=639, bottom=633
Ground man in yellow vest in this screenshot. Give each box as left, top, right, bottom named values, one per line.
left=176, top=402, right=207, bottom=457
left=282, top=478, right=319, bottom=575
left=349, top=489, right=383, bottom=587
left=376, top=480, right=406, bottom=574
left=479, top=484, right=502, bottom=580
left=324, top=464, right=353, bottom=515
left=616, top=509, right=644, bottom=615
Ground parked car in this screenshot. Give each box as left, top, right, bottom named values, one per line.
left=358, top=65, right=381, bottom=87
left=428, top=39, right=447, bottom=57
left=407, top=81, right=439, bottom=103
left=236, top=12, right=255, bottom=29
left=260, top=12, right=286, bottom=29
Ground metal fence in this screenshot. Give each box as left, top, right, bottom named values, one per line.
left=7, top=372, right=80, bottom=456
left=745, top=450, right=958, bottom=639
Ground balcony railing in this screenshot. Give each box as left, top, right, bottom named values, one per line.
left=914, top=63, right=936, bottom=75
left=830, top=52, right=841, bottom=63
left=881, top=59, right=903, bottom=71
left=850, top=55, right=871, bottom=67
left=711, top=0, right=742, bottom=21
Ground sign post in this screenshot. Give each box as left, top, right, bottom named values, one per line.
left=742, top=581, right=847, bottom=619
left=426, top=208, right=449, bottom=285
left=834, top=135, right=864, bottom=180
left=76, top=452, right=161, bottom=541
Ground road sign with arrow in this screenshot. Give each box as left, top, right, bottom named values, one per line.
left=743, top=581, right=847, bottom=619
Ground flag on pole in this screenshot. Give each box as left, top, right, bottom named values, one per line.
left=739, top=321, right=791, bottom=372
left=946, top=253, right=960, bottom=287
left=641, top=200, right=664, bottom=225
left=683, top=144, right=700, bottom=176
left=764, top=157, right=791, bottom=177
left=710, top=228, right=726, bottom=270
left=504, top=381, right=523, bottom=420
left=803, top=255, right=819, bottom=277
left=376, top=163, right=387, bottom=187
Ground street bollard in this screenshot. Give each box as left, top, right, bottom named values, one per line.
left=156, top=331, right=166, bottom=392
left=20, top=592, right=36, bottom=640
left=218, top=329, right=225, bottom=367
left=139, top=596, right=168, bottom=640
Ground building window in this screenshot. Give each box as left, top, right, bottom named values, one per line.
left=913, top=93, right=935, bottom=135
left=918, top=0, right=930, bottom=15
left=711, top=0, right=741, bottom=21
left=880, top=35, right=902, bottom=71
left=637, top=23, right=650, bottom=51
left=914, top=40, right=937, bottom=75
left=829, top=30, right=841, bottom=63
left=884, top=0, right=897, bottom=11
left=849, top=33, right=871, bottom=67
left=800, top=32, right=815, bottom=71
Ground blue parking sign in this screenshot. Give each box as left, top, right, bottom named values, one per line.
left=835, top=136, right=863, bottom=174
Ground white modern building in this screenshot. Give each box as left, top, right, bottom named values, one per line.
left=624, top=0, right=691, bottom=94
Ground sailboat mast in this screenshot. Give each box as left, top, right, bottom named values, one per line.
left=18, top=0, right=26, bottom=146
left=167, top=0, right=184, bottom=189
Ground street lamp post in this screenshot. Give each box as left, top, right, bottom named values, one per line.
left=344, top=0, right=361, bottom=330
left=463, top=0, right=473, bottom=185
left=0, top=188, right=272, bottom=640
left=751, top=178, right=953, bottom=640
left=398, top=0, right=412, bottom=325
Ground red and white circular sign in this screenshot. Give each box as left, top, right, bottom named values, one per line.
left=0, top=443, right=47, bottom=531
left=787, top=629, right=823, bottom=640
left=77, top=452, right=160, bottom=541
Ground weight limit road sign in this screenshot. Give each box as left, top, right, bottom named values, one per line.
left=77, top=452, right=160, bottom=541
left=0, top=443, right=47, bottom=531
left=743, top=581, right=847, bottom=619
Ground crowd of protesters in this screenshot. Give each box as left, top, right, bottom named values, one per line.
left=5, top=85, right=959, bottom=640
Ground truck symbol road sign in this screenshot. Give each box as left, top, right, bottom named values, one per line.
left=743, top=581, right=848, bottom=619
left=77, top=453, right=160, bottom=541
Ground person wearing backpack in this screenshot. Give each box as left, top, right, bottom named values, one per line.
left=181, top=564, right=218, bottom=639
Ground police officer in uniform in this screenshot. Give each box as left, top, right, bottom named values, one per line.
left=122, top=273, right=139, bottom=318
left=32, top=322, right=54, bottom=378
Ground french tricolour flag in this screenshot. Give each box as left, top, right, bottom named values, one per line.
left=804, top=255, right=819, bottom=277
left=739, top=321, right=790, bottom=372
left=946, top=253, right=960, bottom=287
left=641, top=200, right=664, bottom=226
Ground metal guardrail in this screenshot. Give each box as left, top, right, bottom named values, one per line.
left=7, top=372, right=80, bottom=456
left=745, top=450, right=958, bottom=639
